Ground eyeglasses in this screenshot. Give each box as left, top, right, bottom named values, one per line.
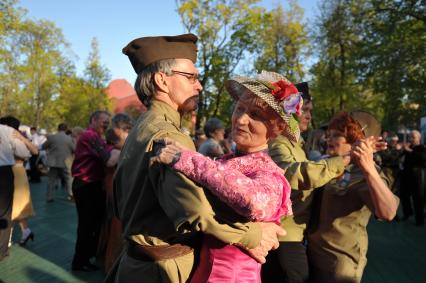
left=171, top=70, right=199, bottom=83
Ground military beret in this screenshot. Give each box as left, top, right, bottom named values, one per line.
left=122, top=34, right=198, bottom=74
left=350, top=110, right=381, bottom=137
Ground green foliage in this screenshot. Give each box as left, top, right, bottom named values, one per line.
left=55, top=75, right=110, bottom=129
left=311, top=0, right=426, bottom=131
left=84, top=37, right=111, bottom=89
left=0, top=1, right=111, bottom=130
left=254, top=0, right=310, bottom=82
left=176, top=0, right=267, bottom=128
left=176, top=0, right=310, bottom=129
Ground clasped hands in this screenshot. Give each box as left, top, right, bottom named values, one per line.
left=350, top=136, right=386, bottom=169
left=246, top=222, right=286, bottom=264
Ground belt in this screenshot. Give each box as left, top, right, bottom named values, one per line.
left=126, top=240, right=195, bottom=261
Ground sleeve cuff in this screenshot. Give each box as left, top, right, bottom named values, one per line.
left=327, top=156, right=345, bottom=175
left=236, top=222, right=261, bottom=249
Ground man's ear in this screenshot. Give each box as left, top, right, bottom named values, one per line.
left=153, top=72, right=169, bottom=93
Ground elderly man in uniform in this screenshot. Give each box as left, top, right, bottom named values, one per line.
left=110, top=34, right=284, bottom=283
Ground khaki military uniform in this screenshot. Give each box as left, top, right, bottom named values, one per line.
left=307, top=165, right=395, bottom=283
left=113, top=101, right=261, bottom=283
left=268, top=135, right=345, bottom=242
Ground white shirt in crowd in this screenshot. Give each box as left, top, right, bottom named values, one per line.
left=0, top=124, right=31, bottom=166
left=31, top=132, right=47, bottom=149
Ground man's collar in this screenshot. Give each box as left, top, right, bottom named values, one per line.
left=151, top=100, right=181, bottom=128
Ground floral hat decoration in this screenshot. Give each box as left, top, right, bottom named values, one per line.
left=225, top=70, right=303, bottom=142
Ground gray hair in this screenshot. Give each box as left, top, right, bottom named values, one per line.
left=411, top=130, right=421, bottom=139
left=204, top=117, right=224, bottom=138
left=134, top=59, right=177, bottom=106
left=112, top=113, right=133, bottom=131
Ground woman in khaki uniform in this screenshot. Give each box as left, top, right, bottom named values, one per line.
left=263, top=84, right=349, bottom=283
left=307, top=112, right=399, bottom=283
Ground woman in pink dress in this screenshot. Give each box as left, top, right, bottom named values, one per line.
left=154, top=71, right=304, bottom=282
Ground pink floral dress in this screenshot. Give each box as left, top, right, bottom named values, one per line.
left=172, top=150, right=292, bottom=283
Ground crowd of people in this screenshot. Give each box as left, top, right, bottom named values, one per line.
left=0, top=32, right=425, bottom=283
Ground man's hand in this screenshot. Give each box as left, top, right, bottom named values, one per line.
left=352, top=138, right=375, bottom=172
left=246, top=222, right=286, bottom=264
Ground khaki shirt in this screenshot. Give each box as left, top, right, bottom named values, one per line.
left=113, top=101, right=261, bottom=282
left=269, top=135, right=345, bottom=241
left=307, top=165, right=394, bottom=281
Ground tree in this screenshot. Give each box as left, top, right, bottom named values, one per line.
left=0, top=0, right=26, bottom=116
left=13, top=19, right=72, bottom=128
left=355, top=0, right=426, bottom=130
left=254, top=0, right=310, bottom=82
left=176, top=0, right=267, bottom=128
left=311, top=0, right=426, bottom=130
left=0, top=1, right=113, bottom=130
left=310, top=0, right=371, bottom=125
left=81, top=37, right=111, bottom=117
left=84, top=37, right=111, bottom=89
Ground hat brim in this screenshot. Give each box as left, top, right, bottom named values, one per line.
left=225, top=77, right=300, bottom=142
left=349, top=110, right=381, bottom=137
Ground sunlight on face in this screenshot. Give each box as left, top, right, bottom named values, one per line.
left=299, top=101, right=313, bottom=133
left=167, top=59, right=202, bottom=113
left=231, top=92, right=274, bottom=153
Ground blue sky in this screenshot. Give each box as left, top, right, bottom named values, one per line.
left=19, top=0, right=318, bottom=84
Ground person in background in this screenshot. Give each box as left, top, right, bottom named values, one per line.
left=37, top=129, right=48, bottom=170
left=71, top=127, right=84, bottom=144
left=262, top=82, right=349, bottom=283
left=0, top=119, right=31, bottom=260
left=400, top=130, right=426, bottom=225
left=305, top=128, right=327, bottom=161
left=379, top=133, right=403, bottom=196
left=307, top=111, right=399, bottom=283
left=28, top=127, right=45, bottom=182
left=98, top=113, right=133, bottom=272
left=71, top=110, right=111, bottom=272
left=194, top=128, right=207, bottom=150
left=0, top=117, right=38, bottom=248
left=220, top=127, right=235, bottom=154
left=43, top=123, right=75, bottom=202
left=198, top=117, right=226, bottom=159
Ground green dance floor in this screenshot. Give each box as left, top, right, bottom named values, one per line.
left=0, top=177, right=425, bottom=282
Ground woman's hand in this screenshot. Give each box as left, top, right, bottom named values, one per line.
left=13, top=130, right=39, bottom=155
left=151, top=138, right=186, bottom=165
left=13, top=130, right=26, bottom=141
left=351, top=137, right=375, bottom=172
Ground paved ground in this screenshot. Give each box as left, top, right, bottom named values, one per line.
left=0, top=177, right=425, bottom=283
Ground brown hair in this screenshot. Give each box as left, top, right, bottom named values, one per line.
left=328, top=112, right=365, bottom=144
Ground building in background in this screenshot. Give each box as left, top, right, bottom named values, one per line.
left=106, top=79, right=146, bottom=119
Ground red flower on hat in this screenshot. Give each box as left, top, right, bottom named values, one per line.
left=271, top=80, right=299, bottom=101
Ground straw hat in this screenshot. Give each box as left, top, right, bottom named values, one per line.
left=225, top=70, right=302, bottom=142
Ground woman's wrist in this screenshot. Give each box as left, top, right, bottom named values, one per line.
left=170, top=151, right=182, bottom=167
